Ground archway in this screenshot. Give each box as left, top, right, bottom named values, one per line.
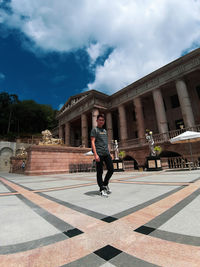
left=123, top=155, right=138, bottom=170
left=0, top=147, right=13, bottom=172
left=159, top=151, right=181, bottom=157
left=159, top=150, right=182, bottom=169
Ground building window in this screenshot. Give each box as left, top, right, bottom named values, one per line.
left=133, top=110, right=136, bottom=121
left=196, top=85, right=200, bottom=99
left=175, top=119, right=184, bottom=130
left=170, top=94, right=180, bottom=108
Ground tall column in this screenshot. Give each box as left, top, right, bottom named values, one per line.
left=152, top=88, right=168, bottom=134
left=81, top=113, right=88, bottom=147
left=176, top=79, right=195, bottom=128
left=106, top=112, right=113, bottom=149
left=133, top=97, right=145, bottom=139
left=59, top=125, right=63, bottom=140
left=65, top=122, right=70, bottom=146
left=92, top=108, right=99, bottom=128
left=118, top=104, right=128, bottom=141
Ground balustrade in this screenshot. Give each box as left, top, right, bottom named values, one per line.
left=168, top=157, right=200, bottom=169
left=119, top=124, right=200, bottom=148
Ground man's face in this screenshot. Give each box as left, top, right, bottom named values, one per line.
left=97, top=117, right=105, bottom=128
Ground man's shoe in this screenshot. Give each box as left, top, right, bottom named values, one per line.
left=105, top=185, right=112, bottom=194
left=100, top=189, right=108, bottom=197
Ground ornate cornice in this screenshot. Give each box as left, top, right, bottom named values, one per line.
left=110, top=48, right=200, bottom=107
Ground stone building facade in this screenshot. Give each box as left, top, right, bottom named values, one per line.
left=0, top=141, right=30, bottom=172
left=57, top=48, right=200, bottom=167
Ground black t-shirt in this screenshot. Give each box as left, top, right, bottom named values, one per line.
left=90, top=127, right=109, bottom=156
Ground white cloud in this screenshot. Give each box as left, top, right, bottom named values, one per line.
left=86, top=43, right=108, bottom=65
left=1, top=0, right=200, bottom=93
left=0, top=72, right=5, bottom=81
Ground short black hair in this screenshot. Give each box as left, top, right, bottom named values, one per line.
left=97, top=114, right=105, bottom=120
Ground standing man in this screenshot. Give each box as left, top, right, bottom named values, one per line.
left=91, top=114, right=114, bottom=197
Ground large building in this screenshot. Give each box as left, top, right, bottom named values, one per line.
left=57, top=48, right=200, bottom=167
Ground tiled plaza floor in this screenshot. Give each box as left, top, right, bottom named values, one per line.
left=0, top=169, right=200, bottom=266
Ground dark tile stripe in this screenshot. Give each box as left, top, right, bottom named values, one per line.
left=0, top=179, right=17, bottom=193
left=146, top=188, right=200, bottom=229
left=0, top=233, right=67, bottom=255
left=134, top=188, right=200, bottom=246
left=191, top=177, right=200, bottom=183
left=38, top=187, right=185, bottom=225
left=110, top=251, right=160, bottom=267
left=61, top=253, right=105, bottom=267
left=0, top=193, right=84, bottom=254
left=17, top=194, right=80, bottom=234
left=150, top=229, right=200, bottom=246
left=117, top=181, right=188, bottom=185
left=61, top=247, right=159, bottom=266
left=0, top=176, right=33, bottom=191
left=112, top=186, right=185, bottom=219
left=38, top=192, right=106, bottom=220
left=1, top=175, right=96, bottom=192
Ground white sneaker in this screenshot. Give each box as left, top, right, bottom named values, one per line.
left=100, top=189, right=108, bottom=197
left=105, top=186, right=112, bottom=194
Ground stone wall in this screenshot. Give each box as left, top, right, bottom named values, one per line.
left=24, top=145, right=94, bottom=175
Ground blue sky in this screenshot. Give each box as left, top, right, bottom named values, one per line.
left=0, top=0, right=200, bottom=110
left=0, top=29, right=94, bottom=109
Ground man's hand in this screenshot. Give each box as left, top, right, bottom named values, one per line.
left=95, top=154, right=100, bottom=162
left=91, top=136, right=100, bottom=162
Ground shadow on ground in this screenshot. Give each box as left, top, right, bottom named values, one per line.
left=84, top=191, right=100, bottom=197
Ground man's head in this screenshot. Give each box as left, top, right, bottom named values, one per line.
left=97, top=114, right=105, bottom=128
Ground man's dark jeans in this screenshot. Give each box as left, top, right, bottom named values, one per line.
left=96, top=154, right=114, bottom=191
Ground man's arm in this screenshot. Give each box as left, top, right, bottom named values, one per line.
left=91, top=136, right=100, bottom=162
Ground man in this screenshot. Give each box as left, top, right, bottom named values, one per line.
left=91, top=114, right=114, bottom=197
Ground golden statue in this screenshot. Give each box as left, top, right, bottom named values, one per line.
left=16, top=147, right=27, bottom=158
left=39, top=130, right=63, bottom=145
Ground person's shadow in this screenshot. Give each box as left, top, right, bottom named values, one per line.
left=84, top=191, right=100, bottom=197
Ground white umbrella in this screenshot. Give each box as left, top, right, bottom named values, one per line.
left=170, top=131, right=200, bottom=161
left=84, top=151, right=94, bottom=156
left=170, top=131, right=200, bottom=144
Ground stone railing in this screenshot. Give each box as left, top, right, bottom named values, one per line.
left=168, top=157, right=200, bottom=169
left=16, top=136, right=42, bottom=145
left=119, top=124, right=200, bottom=148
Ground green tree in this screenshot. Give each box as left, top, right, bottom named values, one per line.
left=0, top=92, right=57, bottom=138
left=0, top=92, right=19, bottom=135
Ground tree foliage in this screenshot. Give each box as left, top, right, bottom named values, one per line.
left=0, top=91, right=57, bottom=138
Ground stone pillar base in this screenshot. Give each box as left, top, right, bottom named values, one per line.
left=113, top=159, right=124, bottom=172
left=146, top=156, right=162, bottom=171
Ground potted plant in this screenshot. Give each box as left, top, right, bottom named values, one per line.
left=119, top=151, right=126, bottom=160
left=154, top=146, right=162, bottom=156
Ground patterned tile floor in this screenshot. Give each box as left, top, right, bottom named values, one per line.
left=0, top=170, right=200, bottom=266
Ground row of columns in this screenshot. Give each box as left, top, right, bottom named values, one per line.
left=152, top=79, right=195, bottom=137
left=59, top=109, right=100, bottom=148
left=59, top=78, right=195, bottom=146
